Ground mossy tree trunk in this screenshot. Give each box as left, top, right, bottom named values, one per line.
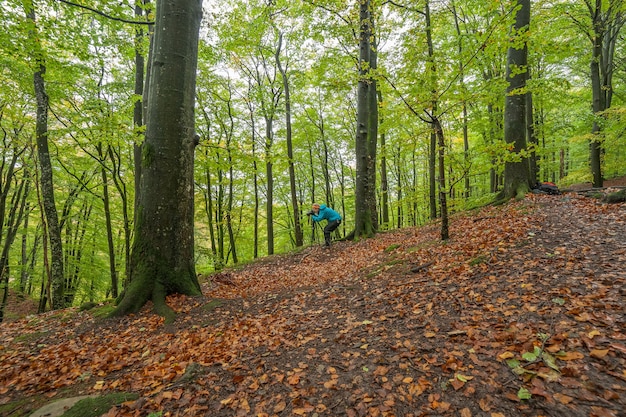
left=112, top=0, right=203, bottom=320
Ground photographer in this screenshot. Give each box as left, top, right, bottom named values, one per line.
left=306, top=203, right=342, bottom=248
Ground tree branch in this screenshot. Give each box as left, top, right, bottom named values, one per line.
left=56, top=0, right=154, bottom=25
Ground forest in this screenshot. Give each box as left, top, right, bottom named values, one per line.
left=0, top=0, right=624, bottom=318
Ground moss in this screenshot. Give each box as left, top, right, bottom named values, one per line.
left=385, top=259, right=405, bottom=267
left=0, top=397, right=29, bottom=417
left=469, top=255, right=487, bottom=266
left=141, top=142, right=154, bottom=168
left=384, top=244, right=401, bottom=253
left=13, top=330, right=50, bottom=343
left=603, top=189, right=626, bottom=203
left=91, top=304, right=116, bottom=318
left=202, top=299, right=223, bottom=311
left=63, top=392, right=139, bottom=417
left=79, top=302, right=98, bottom=311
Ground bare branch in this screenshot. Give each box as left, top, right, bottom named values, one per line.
left=56, top=0, right=154, bottom=25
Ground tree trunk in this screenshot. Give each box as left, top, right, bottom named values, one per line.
left=25, top=2, right=65, bottom=309
left=113, top=0, right=203, bottom=320
left=276, top=33, right=303, bottom=247
left=425, top=0, right=438, bottom=220
left=590, top=32, right=603, bottom=188
left=0, top=165, right=29, bottom=322
left=378, top=91, right=389, bottom=230
left=99, top=150, right=118, bottom=298
left=526, top=81, right=538, bottom=185
left=434, top=117, right=449, bottom=240
left=502, top=0, right=531, bottom=200
left=265, top=122, right=274, bottom=255
left=130, top=0, right=150, bottom=288
left=354, top=0, right=378, bottom=238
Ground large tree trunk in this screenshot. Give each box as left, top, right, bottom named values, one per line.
left=354, top=0, right=378, bottom=238
left=25, top=2, right=65, bottom=310
left=113, top=0, right=203, bottom=320
left=501, top=0, right=531, bottom=200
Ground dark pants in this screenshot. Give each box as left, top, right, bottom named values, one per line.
left=324, top=220, right=341, bottom=246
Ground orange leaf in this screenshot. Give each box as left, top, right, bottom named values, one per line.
left=559, top=351, right=584, bottom=361
left=553, top=393, right=574, bottom=404
left=273, top=401, right=286, bottom=413
left=590, top=349, right=609, bottom=359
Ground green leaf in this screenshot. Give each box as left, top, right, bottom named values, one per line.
left=506, top=359, right=521, bottom=369
left=552, top=297, right=565, bottom=306
left=522, top=351, right=537, bottom=361
left=518, top=387, right=532, bottom=400
left=541, top=352, right=560, bottom=371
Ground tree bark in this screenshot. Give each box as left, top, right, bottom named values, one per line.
left=354, top=0, right=378, bottom=239
left=25, top=2, right=66, bottom=310
left=276, top=33, right=303, bottom=247
left=98, top=146, right=118, bottom=298
left=425, top=0, right=438, bottom=220
left=502, top=0, right=531, bottom=200
left=113, top=0, right=203, bottom=319
left=378, top=91, right=389, bottom=229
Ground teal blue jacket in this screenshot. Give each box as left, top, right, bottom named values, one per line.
left=311, top=205, right=342, bottom=223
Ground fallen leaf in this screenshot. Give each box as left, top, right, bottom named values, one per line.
left=553, top=393, right=574, bottom=404
left=460, top=408, right=472, bottom=417
left=558, top=351, right=584, bottom=361
left=590, top=349, right=609, bottom=359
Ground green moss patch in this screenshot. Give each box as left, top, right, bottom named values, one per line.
left=63, top=392, right=138, bottom=417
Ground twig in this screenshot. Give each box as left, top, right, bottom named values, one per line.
left=410, top=261, right=434, bottom=273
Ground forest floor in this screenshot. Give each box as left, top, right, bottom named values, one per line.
left=1, top=189, right=625, bottom=417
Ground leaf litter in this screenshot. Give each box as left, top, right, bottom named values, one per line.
left=0, top=194, right=624, bottom=416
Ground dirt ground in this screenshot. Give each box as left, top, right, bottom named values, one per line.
left=1, top=191, right=625, bottom=417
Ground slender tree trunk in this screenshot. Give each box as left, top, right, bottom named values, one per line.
left=526, top=80, right=538, bottom=185
left=107, top=146, right=131, bottom=288
left=226, top=149, right=238, bottom=264
left=425, top=0, right=438, bottom=220
left=113, top=0, right=203, bottom=319
left=0, top=171, right=29, bottom=322
left=265, top=120, right=274, bottom=255
left=276, top=33, right=303, bottom=247
left=452, top=2, right=471, bottom=199
left=378, top=93, right=389, bottom=230
left=252, top=126, right=259, bottom=259
left=25, top=3, right=65, bottom=309
left=20, top=202, right=30, bottom=293
left=430, top=117, right=449, bottom=240
left=99, top=150, right=118, bottom=298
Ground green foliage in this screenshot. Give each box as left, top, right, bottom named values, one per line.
left=63, top=393, right=139, bottom=417
left=384, top=244, right=400, bottom=252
